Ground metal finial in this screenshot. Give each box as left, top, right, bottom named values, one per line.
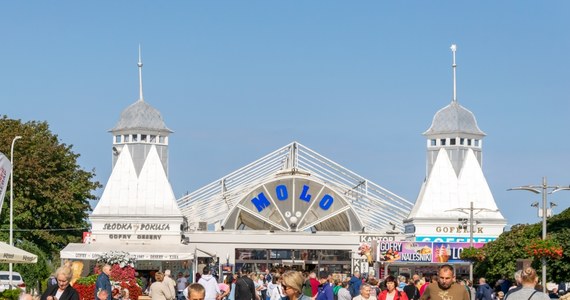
left=450, top=44, right=457, bottom=103
left=138, top=44, right=144, bottom=101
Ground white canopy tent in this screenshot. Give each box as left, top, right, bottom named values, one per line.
left=60, top=243, right=195, bottom=261
left=0, top=242, right=38, bottom=263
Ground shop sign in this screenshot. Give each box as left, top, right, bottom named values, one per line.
left=376, top=241, right=433, bottom=263
left=360, top=235, right=396, bottom=243
left=435, top=226, right=483, bottom=234
left=374, top=241, right=485, bottom=263
left=251, top=184, right=335, bottom=212
left=102, top=223, right=171, bottom=231
left=108, top=234, right=162, bottom=240
left=432, top=242, right=485, bottom=263
left=416, top=236, right=497, bottom=243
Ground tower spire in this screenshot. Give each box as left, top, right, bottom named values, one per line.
left=138, top=44, right=144, bottom=101
left=450, top=44, right=457, bottom=103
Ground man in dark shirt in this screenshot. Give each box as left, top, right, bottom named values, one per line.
left=403, top=279, right=419, bottom=300
left=235, top=271, right=257, bottom=300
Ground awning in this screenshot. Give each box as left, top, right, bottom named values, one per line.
left=0, top=242, right=38, bottom=263
left=60, top=243, right=195, bottom=261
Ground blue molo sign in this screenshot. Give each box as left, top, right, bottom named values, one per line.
left=250, top=183, right=335, bottom=212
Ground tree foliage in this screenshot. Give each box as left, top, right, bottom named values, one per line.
left=0, top=116, right=100, bottom=257
left=474, top=207, right=570, bottom=283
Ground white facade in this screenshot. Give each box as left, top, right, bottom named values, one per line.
left=61, top=59, right=189, bottom=264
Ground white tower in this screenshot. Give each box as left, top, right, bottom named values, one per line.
left=90, top=48, right=183, bottom=245
left=404, top=45, right=506, bottom=243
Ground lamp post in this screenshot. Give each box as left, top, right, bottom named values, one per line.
left=508, top=176, right=570, bottom=293
left=9, top=135, right=22, bottom=287
left=446, top=202, right=498, bottom=282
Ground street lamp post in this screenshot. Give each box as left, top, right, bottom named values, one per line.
left=446, top=201, right=497, bottom=282
left=508, top=176, right=570, bottom=293
left=9, top=135, right=22, bottom=287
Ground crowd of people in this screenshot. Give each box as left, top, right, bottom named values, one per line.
left=145, top=265, right=560, bottom=300
left=15, top=264, right=565, bottom=300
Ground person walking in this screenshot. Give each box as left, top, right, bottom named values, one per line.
left=236, top=270, right=258, bottom=300
left=476, top=278, right=493, bottom=300
left=501, top=267, right=549, bottom=300
left=316, top=272, right=333, bottom=300
left=281, top=271, right=312, bottom=300
left=164, top=270, right=177, bottom=300
left=419, top=265, right=469, bottom=300
left=378, top=276, right=408, bottom=300
left=403, top=279, right=419, bottom=300
left=337, top=281, right=352, bottom=300
left=349, top=272, right=362, bottom=298
left=198, top=267, right=221, bottom=300
left=41, top=266, right=80, bottom=300
left=96, top=264, right=113, bottom=300
left=150, top=272, right=174, bottom=300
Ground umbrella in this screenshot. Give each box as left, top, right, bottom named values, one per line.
left=0, top=242, right=37, bottom=263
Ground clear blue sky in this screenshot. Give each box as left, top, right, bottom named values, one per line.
left=1, top=1, right=569, bottom=228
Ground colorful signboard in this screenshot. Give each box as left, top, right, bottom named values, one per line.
left=432, top=242, right=485, bottom=263
left=374, top=241, right=485, bottom=263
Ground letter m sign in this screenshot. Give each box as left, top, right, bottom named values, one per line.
left=251, top=192, right=271, bottom=212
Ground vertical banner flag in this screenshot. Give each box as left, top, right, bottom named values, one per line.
left=0, top=152, right=13, bottom=214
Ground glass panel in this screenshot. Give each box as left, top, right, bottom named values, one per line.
left=450, top=138, right=456, bottom=145
left=141, top=134, right=147, bottom=142
left=124, top=135, right=130, bottom=142
left=269, top=249, right=301, bottom=260
left=236, top=249, right=267, bottom=260
left=150, top=135, right=157, bottom=143
left=115, top=135, right=122, bottom=143
left=440, top=139, right=446, bottom=146
left=132, top=134, right=138, bottom=142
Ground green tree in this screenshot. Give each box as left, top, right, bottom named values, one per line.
left=475, top=207, right=570, bottom=283
left=0, top=116, right=100, bottom=257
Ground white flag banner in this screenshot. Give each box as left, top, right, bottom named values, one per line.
left=0, top=152, right=12, bottom=214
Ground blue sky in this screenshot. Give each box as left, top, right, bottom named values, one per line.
left=1, top=1, right=569, bottom=228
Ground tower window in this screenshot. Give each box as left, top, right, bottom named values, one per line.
left=460, top=138, right=465, bottom=145
left=440, top=139, right=446, bottom=146
left=474, top=139, right=480, bottom=147
left=141, top=134, right=147, bottom=142
left=115, top=135, right=122, bottom=143
left=124, top=135, right=130, bottom=143
left=132, top=134, right=138, bottom=142
left=467, top=139, right=472, bottom=146
left=450, top=138, right=456, bottom=145
left=159, top=136, right=165, bottom=144
left=150, top=135, right=156, bottom=143
left=430, top=139, right=436, bottom=146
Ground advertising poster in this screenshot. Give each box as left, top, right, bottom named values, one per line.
left=432, top=242, right=485, bottom=263
left=375, top=241, right=485, bottom=263
left=377, top=241, right=433, bottom=263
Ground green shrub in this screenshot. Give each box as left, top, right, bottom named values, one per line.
left=0, top=289, right=22, bottom=300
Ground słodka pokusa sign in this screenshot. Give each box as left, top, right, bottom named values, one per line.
left=374, top=241, right=484, bottom=263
